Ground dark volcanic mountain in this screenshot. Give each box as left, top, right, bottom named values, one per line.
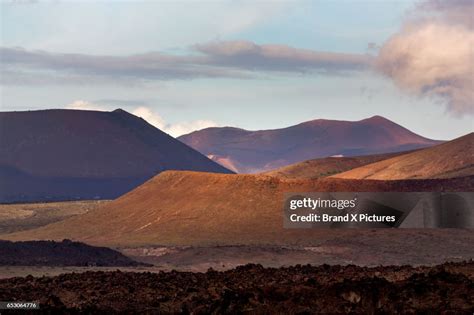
left=178, top=116, right=441, bottom=173
left=0, top=109, right=232, bottom=202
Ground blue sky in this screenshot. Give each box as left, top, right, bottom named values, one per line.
left=1, top=0, right=472, bottom=139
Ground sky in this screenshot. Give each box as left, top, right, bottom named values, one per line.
left=1, top=0, right=472, bottom=139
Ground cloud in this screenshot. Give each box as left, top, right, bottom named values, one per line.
left=165, top=120, right=218, bottom=137
left=0, top=47, right=241, bottom=85
left=65, top=100, right=106, bottom=111
left=94, top=99, right=149, bottom=107
left=195, top=40, right=372, bottom=73
left=131, top=106, right=218, bottom=137
left=63, top=101, right=216, bottom=137
left=131, top=106, right=167, bottom=130
left=0, top=41, right=371, bottom=85
left=415, top=0, right=473, bottom=29
left=376, top=0, right=474, bottom=116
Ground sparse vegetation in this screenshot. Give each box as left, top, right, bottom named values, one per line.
left=0, top=200, right=109, bottom=234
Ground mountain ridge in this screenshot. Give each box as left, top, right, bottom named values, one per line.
left=179, top=115, right=442, bottom=173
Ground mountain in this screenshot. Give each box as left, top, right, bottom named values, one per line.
left=178, top=116, right=441, bottom=173
left=263, top=151, right=412, bottom=179
left=333, top=133, right=474, bottom=180
left=6, top=171, right=472, bottom=247
left=0, top=109, right=232, bottom=202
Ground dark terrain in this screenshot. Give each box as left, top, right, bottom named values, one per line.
left=1, top=261, right=472, bottom=313
left=0, top=108, right=232, bottom=203
left=0, top=240, right=145, bottom=267
left=179, top=115, right=440, bottom=173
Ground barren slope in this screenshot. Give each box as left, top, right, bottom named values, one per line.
left=5, top=171, right=472, bottom=247
left=264, top=151, right=410, bottom=179
left=333, top=133, right=474, bottom=180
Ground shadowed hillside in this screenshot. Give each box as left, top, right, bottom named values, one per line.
left=333, top=133, right=473, bottom=180
left=0, top=109, right=232, bottom=202
left=179, top=116, right=441, bottom=173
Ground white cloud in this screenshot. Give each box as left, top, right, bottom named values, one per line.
left=165, top=120, right=218, bottom=137
left=131, top=106, right=218, bottom=137
left=131, top=106, right=167, bottom=130
left=375, top=0, right=474, bottom=116
left=65, top=100, right=106, bottom=111
left=64, top=101, right=217, bottom=137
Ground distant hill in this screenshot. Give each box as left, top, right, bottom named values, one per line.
left=0, top=109, right=232, bottom=203
left=333, top=133, right=474, bottom=180
left=264, top=151, right=411, bottom=179
left=6, top=171, right=472, bottom=247
left=178, top=116, right=441, bottom=173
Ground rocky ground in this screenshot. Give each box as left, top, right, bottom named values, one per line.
left=1, top=261, right=473, bottom=313
left=122, top=229, right=474, bottom=271
left=0, top=240, right=146, bottom=267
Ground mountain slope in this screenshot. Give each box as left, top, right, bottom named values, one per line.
left=333, top=133, right=474, bottom=180
left=0, top=109, right=232, bottom=202
left=263, top=151, right=412, bottom=179
left=6, top=171, right=472, bottom=247
left=178, top=116, right=441, bottom=173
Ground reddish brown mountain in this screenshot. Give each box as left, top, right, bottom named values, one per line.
left=178, top=116, right=441, bottom=173
left=7, top=170, right=472, bottom=247
left=0, top=109, right=232, bottom=202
